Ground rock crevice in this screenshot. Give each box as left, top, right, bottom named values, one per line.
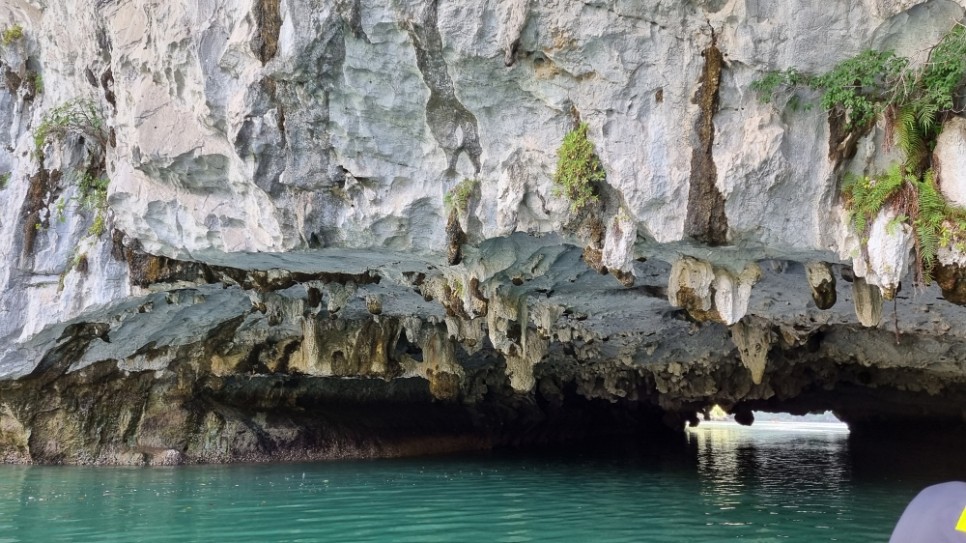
left=685, top=28, right=728, bottom=246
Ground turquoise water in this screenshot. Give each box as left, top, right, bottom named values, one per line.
left=0, top=422, right=944, bottom=542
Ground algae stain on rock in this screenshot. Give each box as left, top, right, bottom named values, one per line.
left=0, top=404, right=31, bottom=463
left=446, top=208, right=467, bottom=265
left=685, top=29, right=728, bottom=246
left=251, top=0, right=282, bottom=64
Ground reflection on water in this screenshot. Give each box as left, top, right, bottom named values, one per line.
left=687, top=421, right=860, bottom=539
left=0, top=422, right=949, bottom=543
left=691, top=421, right=851, bottom=498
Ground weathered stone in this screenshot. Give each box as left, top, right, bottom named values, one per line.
left=714, top=263, right=762, bottom=326
left=827, top=107, right=872, bottom=169
left=0, top=405, right=30, bottom=463
left=365, top=294, right=383, bottom=316
left=668, top=257, right=716, bottom=320
left=3, top=0, right=966, bottom=464
left=601, top=211, right=637, bottom=285
left=251, top=0, right=282, bottom=64
left=935, top=263, right=966, bottom=306
left=806, top=261, right=837, bottom=310
left=852, top=208, right=915, bottom=299
left=668, top=257, right=759, bottom=325
left=852, top=277, right=884, bottom=328
left=935, top=117, right=966, bottom=208
left=731, top=316, right=773, bottom=386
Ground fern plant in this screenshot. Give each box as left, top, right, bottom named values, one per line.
left=754, top=49, right=907, bottom=129
left=914, top=171, right=946, bottom=280
left=31, top=72, right=43, bottom=95
left=78, top=172, right=109, bottom=237
left=754, top=23, right=966, bottom=148
left=842, top=165, right=907, bottom=235
left=757, top=24, right=966, bottom=286
left=844, top=165, right=966, bottom=284
left=895, top=25, right=966, bottom=172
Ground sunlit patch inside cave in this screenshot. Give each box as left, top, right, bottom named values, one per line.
left=695, top=405, right=847, bottom=429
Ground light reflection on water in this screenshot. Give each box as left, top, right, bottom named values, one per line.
left=687, top=421, right=860, bottom=540
left=0, top=422, right=942, bottom=543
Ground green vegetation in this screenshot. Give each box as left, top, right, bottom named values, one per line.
left=752, top=25, right=966, bottom=137
left=452, top=279, right=464, bottom=299
left=32, top=72, right=43, bottom=95
left=0, top=172, right=9, bottom=189
left=34, top=99, right=108, bottom=159
left=33, top=100, right=111, bottom=238
left=553, top=122, right=604, bottom=212
left=78, top=172, right=109, bottom=237
left=841, top=164, right=907, bottom=236
left=842, top=167, right=966, bottom=281
left=444, top=178, right=478, bottom=213
left=757, top=24, right=966, bottom=284
left=751, top=50, right=906, bottom=128
left=34, top=172, right=108, bottom=237
left=1, top=24, right=23, bottom=46
left=54, top=197, right=67, bottom=222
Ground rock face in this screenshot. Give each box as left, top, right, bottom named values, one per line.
left=2, top=0, right=966, bottom=463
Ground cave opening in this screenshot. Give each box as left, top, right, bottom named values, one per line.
left=697, top=405, right=847, bottom=427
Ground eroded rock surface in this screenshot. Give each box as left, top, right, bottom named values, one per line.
left=1, top=0, right=966, bottom=463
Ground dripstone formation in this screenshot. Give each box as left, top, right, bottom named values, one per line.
left=2, top=0, right=966, bottom=464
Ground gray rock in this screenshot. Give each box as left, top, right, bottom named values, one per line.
left=2, top=0, right=966, bottom=463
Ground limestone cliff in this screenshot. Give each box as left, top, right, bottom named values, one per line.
left=2, top=0, right=966, bottom=464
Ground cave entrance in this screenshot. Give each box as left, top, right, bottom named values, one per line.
left=697, top=404, right=848, bottom=430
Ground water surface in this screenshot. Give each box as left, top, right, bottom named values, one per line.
left=0, top=422, right=948, bottom=542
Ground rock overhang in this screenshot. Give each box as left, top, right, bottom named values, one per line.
left=2, top=0, right=966, bottom=462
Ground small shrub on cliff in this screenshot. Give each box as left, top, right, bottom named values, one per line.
left=0, top=172, right=9, bottom=189
left=553, top=122, right=604, bottom=212
left=444, top=178, right=479, bottom=214
left=57, top=250, right=90, bottom=292
left=33, top=100, right=111, bottom=239
left=34, top=99, right=108, bottom=160
left=1, top=25, right=23, bottom=46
